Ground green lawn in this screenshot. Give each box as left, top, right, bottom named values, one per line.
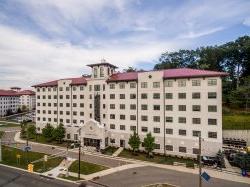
left=223, top=114, right=250, bottom=130
left=69, top=160, right=108, bottom=175
left=102, top=146, right=118, bottom=155
left=0, top=146, right=63, bottom=172
left=0, top=122, right=20, bottom=128
left=119, top=149, right=195, bottom=166
left=0, top=131, right=4, bottom=138
left=58, top=174, right=81, bottom=181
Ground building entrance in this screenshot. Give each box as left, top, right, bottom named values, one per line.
left=84, top=138, right=100, bottom=148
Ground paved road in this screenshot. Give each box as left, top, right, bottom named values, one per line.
left=93, top=166, right=250, bottom=187
left=0, top=165, right=78, bottom=187
left=1, top=131, right=129, bottom=168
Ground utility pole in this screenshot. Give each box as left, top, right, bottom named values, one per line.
left=78, top=126, right=82, bottom=180
left=0, top=138, right=2, bottom=162
left=198, top=133, right=202, bottom=187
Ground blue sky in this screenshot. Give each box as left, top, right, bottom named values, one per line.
left=0, top=0, right=250, bottom=88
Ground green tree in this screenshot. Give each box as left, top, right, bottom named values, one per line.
left=128, top=131, right=141, bottom=154
left=53, top=123, right=66, bottom=143
left=27, top=124, right=36, bottom=137
left=123, top=66, right=137, bottom=72
left=143, top=132, right=155, bottom=157
left=42, top=123, right=54, bottom=142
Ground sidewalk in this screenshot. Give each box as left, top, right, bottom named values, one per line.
left=112, top=147, right=124, bottom=157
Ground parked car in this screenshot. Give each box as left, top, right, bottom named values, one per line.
left=201, top=156, right=217, bottom=166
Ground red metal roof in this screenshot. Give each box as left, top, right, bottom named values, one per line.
left=32, top=77, right=87, bottom=87
left=107, top=72, right=138, bottom=82
left=17, top=90, right=35, bottom=96
left=163, top=68, right=228, bottom=79
left=0, top=90, right=19, bottom=96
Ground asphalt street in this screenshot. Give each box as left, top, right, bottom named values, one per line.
left=0, top=165, right=78, bottom=187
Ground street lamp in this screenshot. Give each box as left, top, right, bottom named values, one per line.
left=77, top=122, right=84, bottom=180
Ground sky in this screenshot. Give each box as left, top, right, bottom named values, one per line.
left=0, top=0, right=250, bottom=89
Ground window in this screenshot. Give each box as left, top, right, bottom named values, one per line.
left=193, top=130, right=201, bottom=137
left=192, top=118, right=201, bottom=124
left=153, top=128, right=160, bottom=133
left=59, top=87, right=63, bottom=91
left=72, top=86, right=76, bottom=91
left=119, top=83, right=125, bottom=89
left=110, top=104, right=115, bottom=109
left=192, top=105, right=201, bottom=111
left=130, top=115, right=136, bottom=120
left=166, top=145, right=173, bottom=151
left=130, top=94, right=136, bottom=99
left=165, top=105, right=173, bottom=111
left=89, top=85, right=92, bottom=91
left=179, top=129, right=186, bottom=136
left=120, top=104, right=125, bottom=110
left=178, top=117, right=186, bottom=123
left=120, top=94, right=125, bottom=99
left=67, top=134, right=71, bottom=139
left=178, top=80, right=186, bottom=87
left=179, top=147, right=187, bottom=153
left=73, top=103, right=77, bottom=107
left=130, top=82, right=136, bottom=88
left=141, top=115, right=148, bottom=121
left=130, top=104, right=136, bottom=110
left=130, top=126, right=136, bottom=131
left=179, top=105, right=186, bottom=111
left=208, top=105, right=217, bottom=112
left=153, top=93, right=160, bottom=99
left=94, top=68, right=97, bottom=78
left=141, top=93, right=147, bottom=99
left=141, top=127, right=148, bottom=132
left=192, top=92, right=200, bottom=99
left=110, top=94, right=115, bottom=99
left=208, top=118, right=217, bottom=125
left=141, top=105, right=148, bottom=110
left=154, top=144, right=160, bottom=149
left=166, top=116, right=173, bottom=122
left=80, top=112, right=84, bottom=116
left=89, top=94, right=92, bottom=99
left=80, top=95, right=84, bottom=99
left=110, top=138, right=115, bottom=143
left=208, top=79, right=217, bottom=86
left=73, top=95, right=77, bottom=99
left=120, top=115, right=125, bottom=120
left=208, top=92, right=217, bottom=99
left=73, top=111, right=77, bottom=116
left=141, top=82, right=148, bottom=88
left=74, top=134, right=78, bottom=141
left=193, top=148, right=199, bottom=154
left=59, top=103, right=63, bottom=107
left=178, top=93, right=186, bottom=99
left=110, top=124, right=115, bottom=129
left=100, top=67, right=104, bottom=77
left=120, top=125, right=125, bottom=130
left=153, top=82, right=160, bottom=88
left=208, top=132, right=217, bottom=138
left=66, top=111, right=70, bottom=115
left=153, top=105, right=160, bottom=110
left=165, top=80, right=173, bottom=87
left=192, top=80, right=201, bottom=86
left=166, top=128, right=173, bottom=134
left=80, top=103, right=84, bottom=108
left=66, top=95, right=70, bottom=99
left=80, top=86, right=84, bottom=91
left=153, top=116, right=160, bottom=122
left=165, top=93, right=173, bottom=99
left=110, top=114, right=115, bottom=119
left=94, top=85, right=100, bottom=91
left=110, top=84, right=115, bottom=89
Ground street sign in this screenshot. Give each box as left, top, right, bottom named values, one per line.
left=201, top=171, right=211, bottom=182
left=23, top=146, right=31, bottom=152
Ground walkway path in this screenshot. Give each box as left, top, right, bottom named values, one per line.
left=112, top=147, right=123, bottom=157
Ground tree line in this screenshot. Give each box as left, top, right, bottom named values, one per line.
left=153, top=36, right=250, bottom=110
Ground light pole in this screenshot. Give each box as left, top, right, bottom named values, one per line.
left=77, top=123, right=83, bottom=180
left=198, top=133, right=202, bottom=187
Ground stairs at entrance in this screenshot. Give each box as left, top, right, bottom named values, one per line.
left=112, top=147, right=124, bottom=157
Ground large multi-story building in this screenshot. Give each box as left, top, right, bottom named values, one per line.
left=33, top=61, right=227, bottom=157
left=0, top=88, right=36, bottom=117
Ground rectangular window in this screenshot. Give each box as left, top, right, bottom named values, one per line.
left=153, top=127, right=160, bottom=133
left=193, top=130, right=201, bottom=137
left=192, top=118, right=201, bottom=124
left=141, top=127, right=148, bottom=132
left=178, top=117, right=186, bottom=123
left=110, top=84, right=115, bottom=89
left=165, top=93, right=173, bottom=99
left=130, top=82, right=136, bottom=88
left=130, top=104, right=136, bottom=110
left=178, top=105, right=186, bottom=111
left=120, top=104, right=125, bottom=109
left=192, top=80, right=201, bottom=86
left=153, top=82, right=160, bottom=88
left=208, top=79, right=217, bottom=86
left=120, top=125, right=125, bottom=130
left=192, top=105, right=201, bottom=111
left=141, top=104, right=148, bottom=110
left=94, top=85, right=100, bottom=91
left=141, top=82, right=148, bottom=88
left=110, top=94, right=115, bottom=99
left=74, top=134, right=78, bottom=141
left=130, top=126, right=136, bottom=131
left=166, top=116, right=173, bottom=123
left=165, top=80, right=173, bottom=87
left=179, top=146, right=187, bottom=153
left=165, top=105, right=173, bottom=111
left=130, top=115, right=136, bottom=121
left=120, top=115, right=125, bottom=120
left=166, top=145, right=173, bottom=151
left=110, top=124, right=115, bottom=129
left=141, top=93, right=147, bottom=99
left=154, top=144, right=160, bottom=149
left=208, top=118, right=217, bottom=125
left=110, top=104, right=115, bottom=109
left=73, top=95, right=77, bottom=99
left=179, top=129, right=186, bottom=136
left=130, top=94, right=136, bottom=99
left=208, top=105, right=217, bottom=112
left=208, top=132, right=217, bottom=138
left=192, top=92, right=201, bottom=99
left=178, top=93, right=186, bottom=99
left=208, top=92, right=217, bottom=99
left=166, top=128, right=173, bottom=134
left=119, top=83, right=125, bottom=89
left=153, top=116, right=160, bottom=122
left=120, top=94, right=125, bottom=99
left=141, top=115, right=148, bottom=121
left=153, top=105, right=160, bottom=110
left=153, top=93, right=160, bottom=99
left=80, top=103, right=84, bottom=108
left=178, top=80, right=186, bottom=87
left=193, top=148, right=199, bottom=154
left=110, top=114, right=115, bottom=119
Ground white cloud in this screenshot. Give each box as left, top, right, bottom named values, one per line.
left=243, top=17, right=250, bottom=27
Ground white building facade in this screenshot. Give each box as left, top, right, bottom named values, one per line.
left=0, top=90, right=20, bottom=117
left=18, top=90, right=36, bottom=111
left=34, top=62, right=227, bottom=157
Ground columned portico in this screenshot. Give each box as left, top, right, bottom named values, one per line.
left=81, top=119, right=108, bottom=150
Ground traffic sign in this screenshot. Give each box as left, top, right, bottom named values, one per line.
left=201, top=171, right=211, bottom=182
left=23, top=146, right=31, bottom=152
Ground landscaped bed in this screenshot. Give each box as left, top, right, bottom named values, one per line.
left=102, top=146, right=118, bottom=155
left=223, top=114, right=250, bottom=130
left=119, top=149, right=196, bottom=167
left=0, top=145, right=63, bottom=172
left=69, top=160, right=108, bottom=175
left=58, top=174, right=81, bottom=181
left=0, top=122, right=20, bottom=128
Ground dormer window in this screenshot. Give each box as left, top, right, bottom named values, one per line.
left=100, top=67, right=104, bottom=77
left=94, top=68, right=97, bottom=78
